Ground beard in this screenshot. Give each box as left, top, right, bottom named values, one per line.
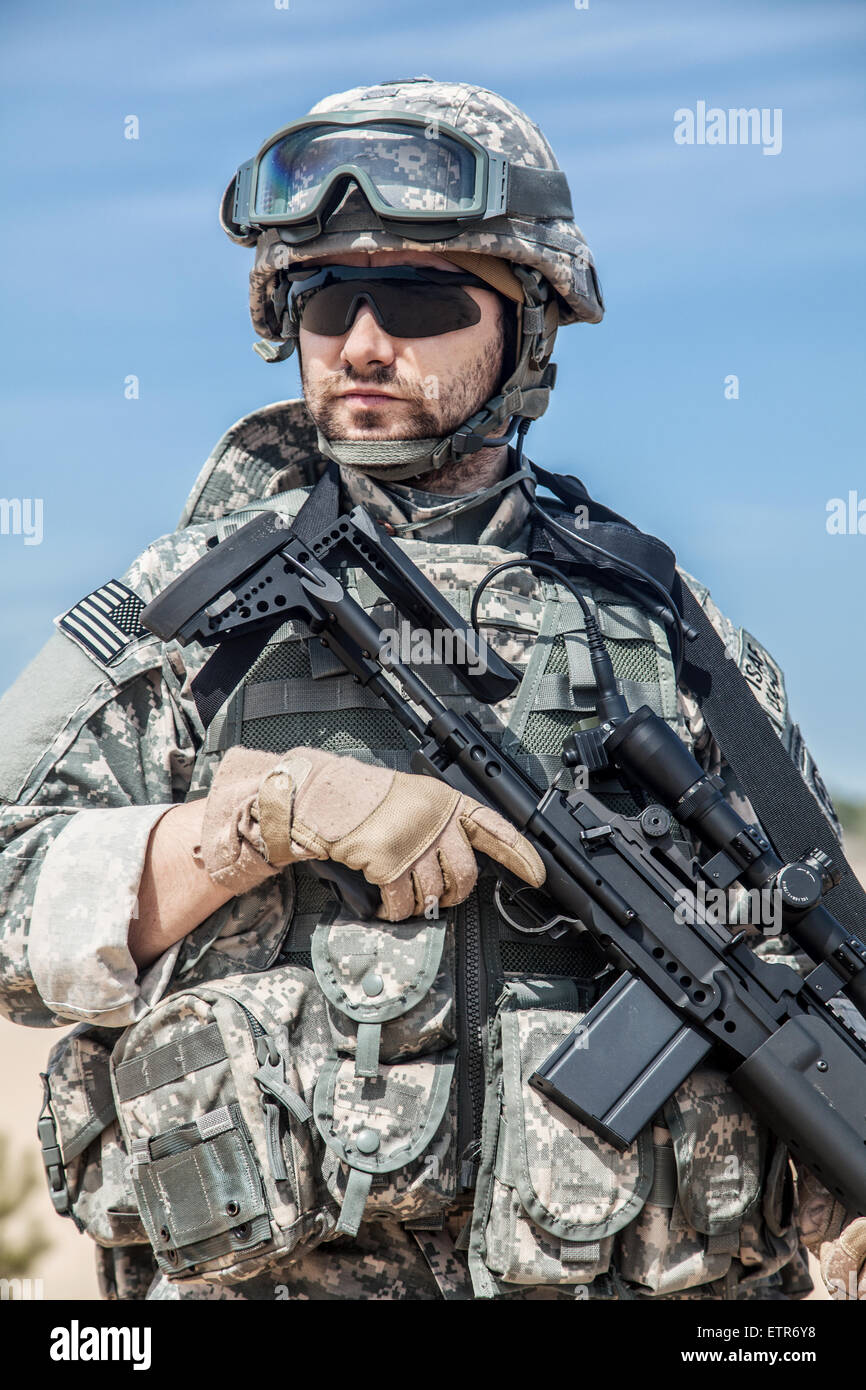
left=301, top=330, right=507, bottom=492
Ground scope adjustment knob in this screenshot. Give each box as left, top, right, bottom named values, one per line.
left=775, top=862, right=823, bottom=914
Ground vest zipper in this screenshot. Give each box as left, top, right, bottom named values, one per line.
left=238, top=1001, right=267, bottom=1045
left=456, top=892, right=486, bottom=1190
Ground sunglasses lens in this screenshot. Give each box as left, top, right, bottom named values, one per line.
left=298, top=279, right=482, bottom=338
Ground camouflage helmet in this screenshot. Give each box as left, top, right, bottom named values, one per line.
left=221, top=78, right=604, bottom=480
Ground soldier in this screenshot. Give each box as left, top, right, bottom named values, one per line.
left=1, top=78, right=864, bottom=1303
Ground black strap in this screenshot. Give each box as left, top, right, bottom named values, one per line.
left=678, top=583, right=866, bottom=929
left=530, top=464, right=677, bottom=594
left=290, top=458, right=341, bottom=542
left=191, top=462, right=341, bottom=728
left=530, top=467, right=866, bottom=935
left=506, top=166, right=574, bottom=221
left=192, top=628, right=273, bottom=730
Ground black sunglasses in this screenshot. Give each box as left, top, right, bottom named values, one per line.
left=285, top=264, right=497, bottom=338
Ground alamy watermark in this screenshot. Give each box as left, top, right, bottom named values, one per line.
left=826, top=491, right=865, bottom=535
left=379, top=619, right=488, bottom=675
left=675, top=880, right=783, bottom=934
left=674, top=102, right=782, bottom=156
left=50, top=1320, right=151, bottom=1370
left=0, top=1276, right=44, bottom=1300
left=0, top=497, right=43, bottom=545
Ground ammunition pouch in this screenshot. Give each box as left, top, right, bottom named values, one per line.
left=109, top=965, right=336, bottom=1283
left=39, top=1026, right=148, bottom=1247
left=91, top=910, right=458, bottom=1283
left=310, top=911, right=458, bottom=1234
left=469, top=980, right=800, bottom=1298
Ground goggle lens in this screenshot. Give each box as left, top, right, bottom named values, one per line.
left=254, top=122, right=479, bottom=220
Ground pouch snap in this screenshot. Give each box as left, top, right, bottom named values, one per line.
left=356, top=1129, right=381, bottom=1155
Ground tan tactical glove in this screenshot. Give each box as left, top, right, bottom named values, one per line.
left=200, top=745, right=545, bottom=920
left=197, top=747, right=284, bottom=894
left=819, top=1219, right=866, bottom=1300
left=798, top=1166, right=866, bottom=1300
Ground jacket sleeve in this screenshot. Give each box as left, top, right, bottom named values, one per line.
left=0, top=534, right=206, bottom=1029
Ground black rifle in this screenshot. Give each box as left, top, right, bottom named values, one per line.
left=142, top=505, right=866, bottom=1214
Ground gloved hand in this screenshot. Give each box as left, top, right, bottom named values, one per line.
left=197, top=747, right=284, bottom=894
left=798, top=1166, right=866, bottom=1300
left=819, top=1219, right=866, bottom=1300
left=200, top=745, right=545, bottom=920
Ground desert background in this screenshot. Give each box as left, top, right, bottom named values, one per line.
left=2, top=805, right=864, bottom=1303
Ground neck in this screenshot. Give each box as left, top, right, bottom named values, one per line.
left=409, top=442, right=510, bottom=495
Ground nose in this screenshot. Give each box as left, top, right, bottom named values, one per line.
left=340, top=301, right=397, bottom=372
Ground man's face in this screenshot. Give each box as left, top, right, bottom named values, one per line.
left=298, top=250, right=506, bottom=442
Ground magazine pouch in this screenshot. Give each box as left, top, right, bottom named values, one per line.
left=311, top=912, right=458, bottom=1233
left=469, top=979, right=653, bottom=1295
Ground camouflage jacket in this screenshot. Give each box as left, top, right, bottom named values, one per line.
left=0, top=400, right=843, bottom=1300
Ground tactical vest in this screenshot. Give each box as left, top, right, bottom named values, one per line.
left=39, top=404, right=803, bottom=1299
left=169, top=478, right=800, bottom=1298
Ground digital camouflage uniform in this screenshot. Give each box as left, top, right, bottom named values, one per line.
left=0, top=398, right=836, bottom=1301
left=0, top=78, right=847, bottom=1301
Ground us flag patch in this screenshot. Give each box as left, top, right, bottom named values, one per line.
left=58, top=580, right=148, bottom=665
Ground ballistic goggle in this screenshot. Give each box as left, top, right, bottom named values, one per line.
left=282, top=264, right=498, bottom=338
left=228, top=112, right=574, bottom=244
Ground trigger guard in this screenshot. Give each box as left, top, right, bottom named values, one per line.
left=494, top=878, right=579, bottom=938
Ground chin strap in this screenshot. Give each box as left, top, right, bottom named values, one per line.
left=313, top=430, right=446, bottom=482
left=313, top=415, right=532, bottom=484
left=312, top=364, right=556, bottom=483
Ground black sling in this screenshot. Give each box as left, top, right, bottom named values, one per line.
left=528, top=463, right=866, bottom=933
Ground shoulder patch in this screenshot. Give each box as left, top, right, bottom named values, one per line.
left=736, top=628, right=788, bottom=734
left=57, top=581, right=148, bottom=666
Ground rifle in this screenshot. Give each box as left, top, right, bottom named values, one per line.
left=142, top=504, right=866, bottom=1214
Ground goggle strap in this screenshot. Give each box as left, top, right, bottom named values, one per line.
left=505, top=166, right=574, bottom=221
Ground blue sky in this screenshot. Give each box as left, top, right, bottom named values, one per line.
left=1, top=0, right=864, bottom=796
